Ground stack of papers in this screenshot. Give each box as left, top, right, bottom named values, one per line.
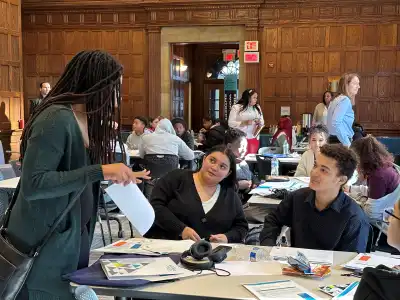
left=332, top=282, right=360, bottom=300
left=244, top=280, right=319, bottom=299
left=342, top=253, right=400, bottom=270
left=93, top=238, right=194, bottom=256
left=100, top=257, right=200, bottom=282
left=270, top=247, right=334, bottom=265
left=250, top=179, right=308, bottom=196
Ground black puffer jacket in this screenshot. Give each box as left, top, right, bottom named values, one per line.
left=354, top=265, right=400, bottom=300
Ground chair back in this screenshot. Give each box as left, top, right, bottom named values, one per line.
left=9, top=160, right=21, bottom=177
left=143, top=154, right=179, bottom=179
left=363, top=164, right=400, bottom=221
left=256, top=155, right=277, bottom=179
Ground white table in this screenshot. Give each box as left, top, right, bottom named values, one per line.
left=245, top=154, right=301, bottom=164
left=71, top=245, right=358, bottom=300
left=248, top=195, right=282, bottom=208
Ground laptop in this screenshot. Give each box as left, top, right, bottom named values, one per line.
left=9, top=160, right=21, bottom=177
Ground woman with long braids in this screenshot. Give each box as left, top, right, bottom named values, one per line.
left=5, top=50, right=150, bottom=299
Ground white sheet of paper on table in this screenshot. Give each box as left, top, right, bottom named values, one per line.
left=244, top=280, right=318, bottom=299
left=105, top=183, right=155, bottom=236
left=269, top=246, right=334, bottom=266
left=216, top=261, right=282, bottom=276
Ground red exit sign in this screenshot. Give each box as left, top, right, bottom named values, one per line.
left=244, top=41, right=258, bottom=51
left=244, top=52, right=259, bottom=63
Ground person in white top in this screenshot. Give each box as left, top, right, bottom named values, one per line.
left=295, top=124, right=329, bottom=177
left=228, top=89, right=264, bottom=154
left=312, top=91, right=333, bottom=125
left=139, top=118, right=194, bottom=160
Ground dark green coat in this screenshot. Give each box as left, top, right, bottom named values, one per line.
left=7, top=104, right=104, bottom=300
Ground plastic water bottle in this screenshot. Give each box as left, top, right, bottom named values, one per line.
left=232, top=245, right=270, bottom=262
left=250, top=247, right=270, bottom=262
left=271, top=157, right=279, bottom=176
left=283, top=140, right=289, bottom=155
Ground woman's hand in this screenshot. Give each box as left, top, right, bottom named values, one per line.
left=102, top=164, right=150, bottom=186
left=209, top=234, right=228, bottom=243
left=182, top=227, right=201, bottom=241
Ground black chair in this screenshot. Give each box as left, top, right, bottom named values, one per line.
left=256, top=155, right=283, bottom=179
left=141, top=154, right=179, bottom=199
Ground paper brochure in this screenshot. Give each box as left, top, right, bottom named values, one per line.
left=105, top=183, right=155, bottom=236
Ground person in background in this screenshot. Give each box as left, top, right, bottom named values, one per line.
left=199, top=116, right=214, bottom=134
left=225, top=128, right=259, bottom=202
left=353, top=122, right=367, bottom=141
left=171, top=118, right=194, bottom=150
left=260, top=144, right=369, bottom=252
left=327, top=73, right=360, bottom=146
left=147, top=145, right=248, bottom=243
left=30, top=82, right=51, bottom=116
left=312, top=91, right=333, bottom=126
left=270, top=116, right=296, bottom=153
left=213, top=118, right=229, bottom=130
left=354, top=199, right=400, bottom=300
left=349, top=136, right=400, bottom=219
left=148, top=116, right=163, bottom=132
left=139, top=118, right=194, bottom=161
left=126, top=116, right=151, bottom=150
left=295, top=124, right=329, bottom=177
left=5, top=50, right=150, bottom=300
left=228, top=89, right=264, bottom=154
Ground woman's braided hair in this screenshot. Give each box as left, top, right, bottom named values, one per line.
left=21, top=50, right=124, bottom=165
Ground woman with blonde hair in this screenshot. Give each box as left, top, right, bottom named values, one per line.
left=326, top=73, right=360, bottom=147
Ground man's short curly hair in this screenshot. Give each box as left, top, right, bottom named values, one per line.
left=320, top=144, right=358, bottom=180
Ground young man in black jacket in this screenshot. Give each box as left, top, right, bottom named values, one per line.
left=354, top=199, right=400, bottom=300
left=260, top=144, right=370, bottom=252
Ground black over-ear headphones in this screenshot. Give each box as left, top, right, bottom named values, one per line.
left=180, top=240, right=232, bottom=271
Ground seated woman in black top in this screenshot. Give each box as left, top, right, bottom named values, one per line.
left=147, top=145, right=248, bottom=243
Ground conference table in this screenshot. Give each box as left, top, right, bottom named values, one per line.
left=70, top=243, right=359, bottom=300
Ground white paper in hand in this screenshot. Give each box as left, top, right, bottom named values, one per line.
left=105, top=183, right=155, bottom=236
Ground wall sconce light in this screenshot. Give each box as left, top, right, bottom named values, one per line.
left=206, top=72, right=212, bottom=78
left=180, top=64, right=188, bottom=72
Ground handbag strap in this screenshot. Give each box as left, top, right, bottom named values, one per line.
left=1, top=180, right=86, bottom=256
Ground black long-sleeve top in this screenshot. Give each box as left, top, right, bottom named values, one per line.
left=147, top=169, right=248, bottom=243
left=260, top=187, right=370, bottom=252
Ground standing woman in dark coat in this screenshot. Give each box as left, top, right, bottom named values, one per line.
left=5, top=50, right=149, bottom=300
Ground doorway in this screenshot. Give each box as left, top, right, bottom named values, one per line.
left=160, top=26, right=246, bottom=129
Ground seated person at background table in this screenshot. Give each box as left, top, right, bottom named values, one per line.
left=197, top=125, right=226, bottom=152
left=352, top=122, right=367, bottom=141
left=126, top=116, right=151, bottom=150
left=354, top=199, right=400, bottom=300
left=199, top=116, right=214, bottom=134
left=212, top=118, right=229, bottom=130
left=294, top=124, right=329, bottom=177
left=271, top=116, right=296, bottom=153
left=260, top=144, right=370, bottom=252
left=349, top=135, right=400, bottom=218
left=146, top=145, right=248, bottom=243
left=225, top=128, right=259, bottom=203
left=139, top=118, right=194, bottom=161
left=148, top=115, right=163, bottom=132
left=171, top=118, right=195, bottom=150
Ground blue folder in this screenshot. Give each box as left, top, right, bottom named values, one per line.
left=63, top=253, right=181, bottom=288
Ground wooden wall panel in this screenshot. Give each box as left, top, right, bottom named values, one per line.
left=261, top=22, right=400, bottom=132
left=22, top=28, right=146, bottom=124
left=0, top=0, right=23, bottom=161
left=19, top=0, right=400, bottom=135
